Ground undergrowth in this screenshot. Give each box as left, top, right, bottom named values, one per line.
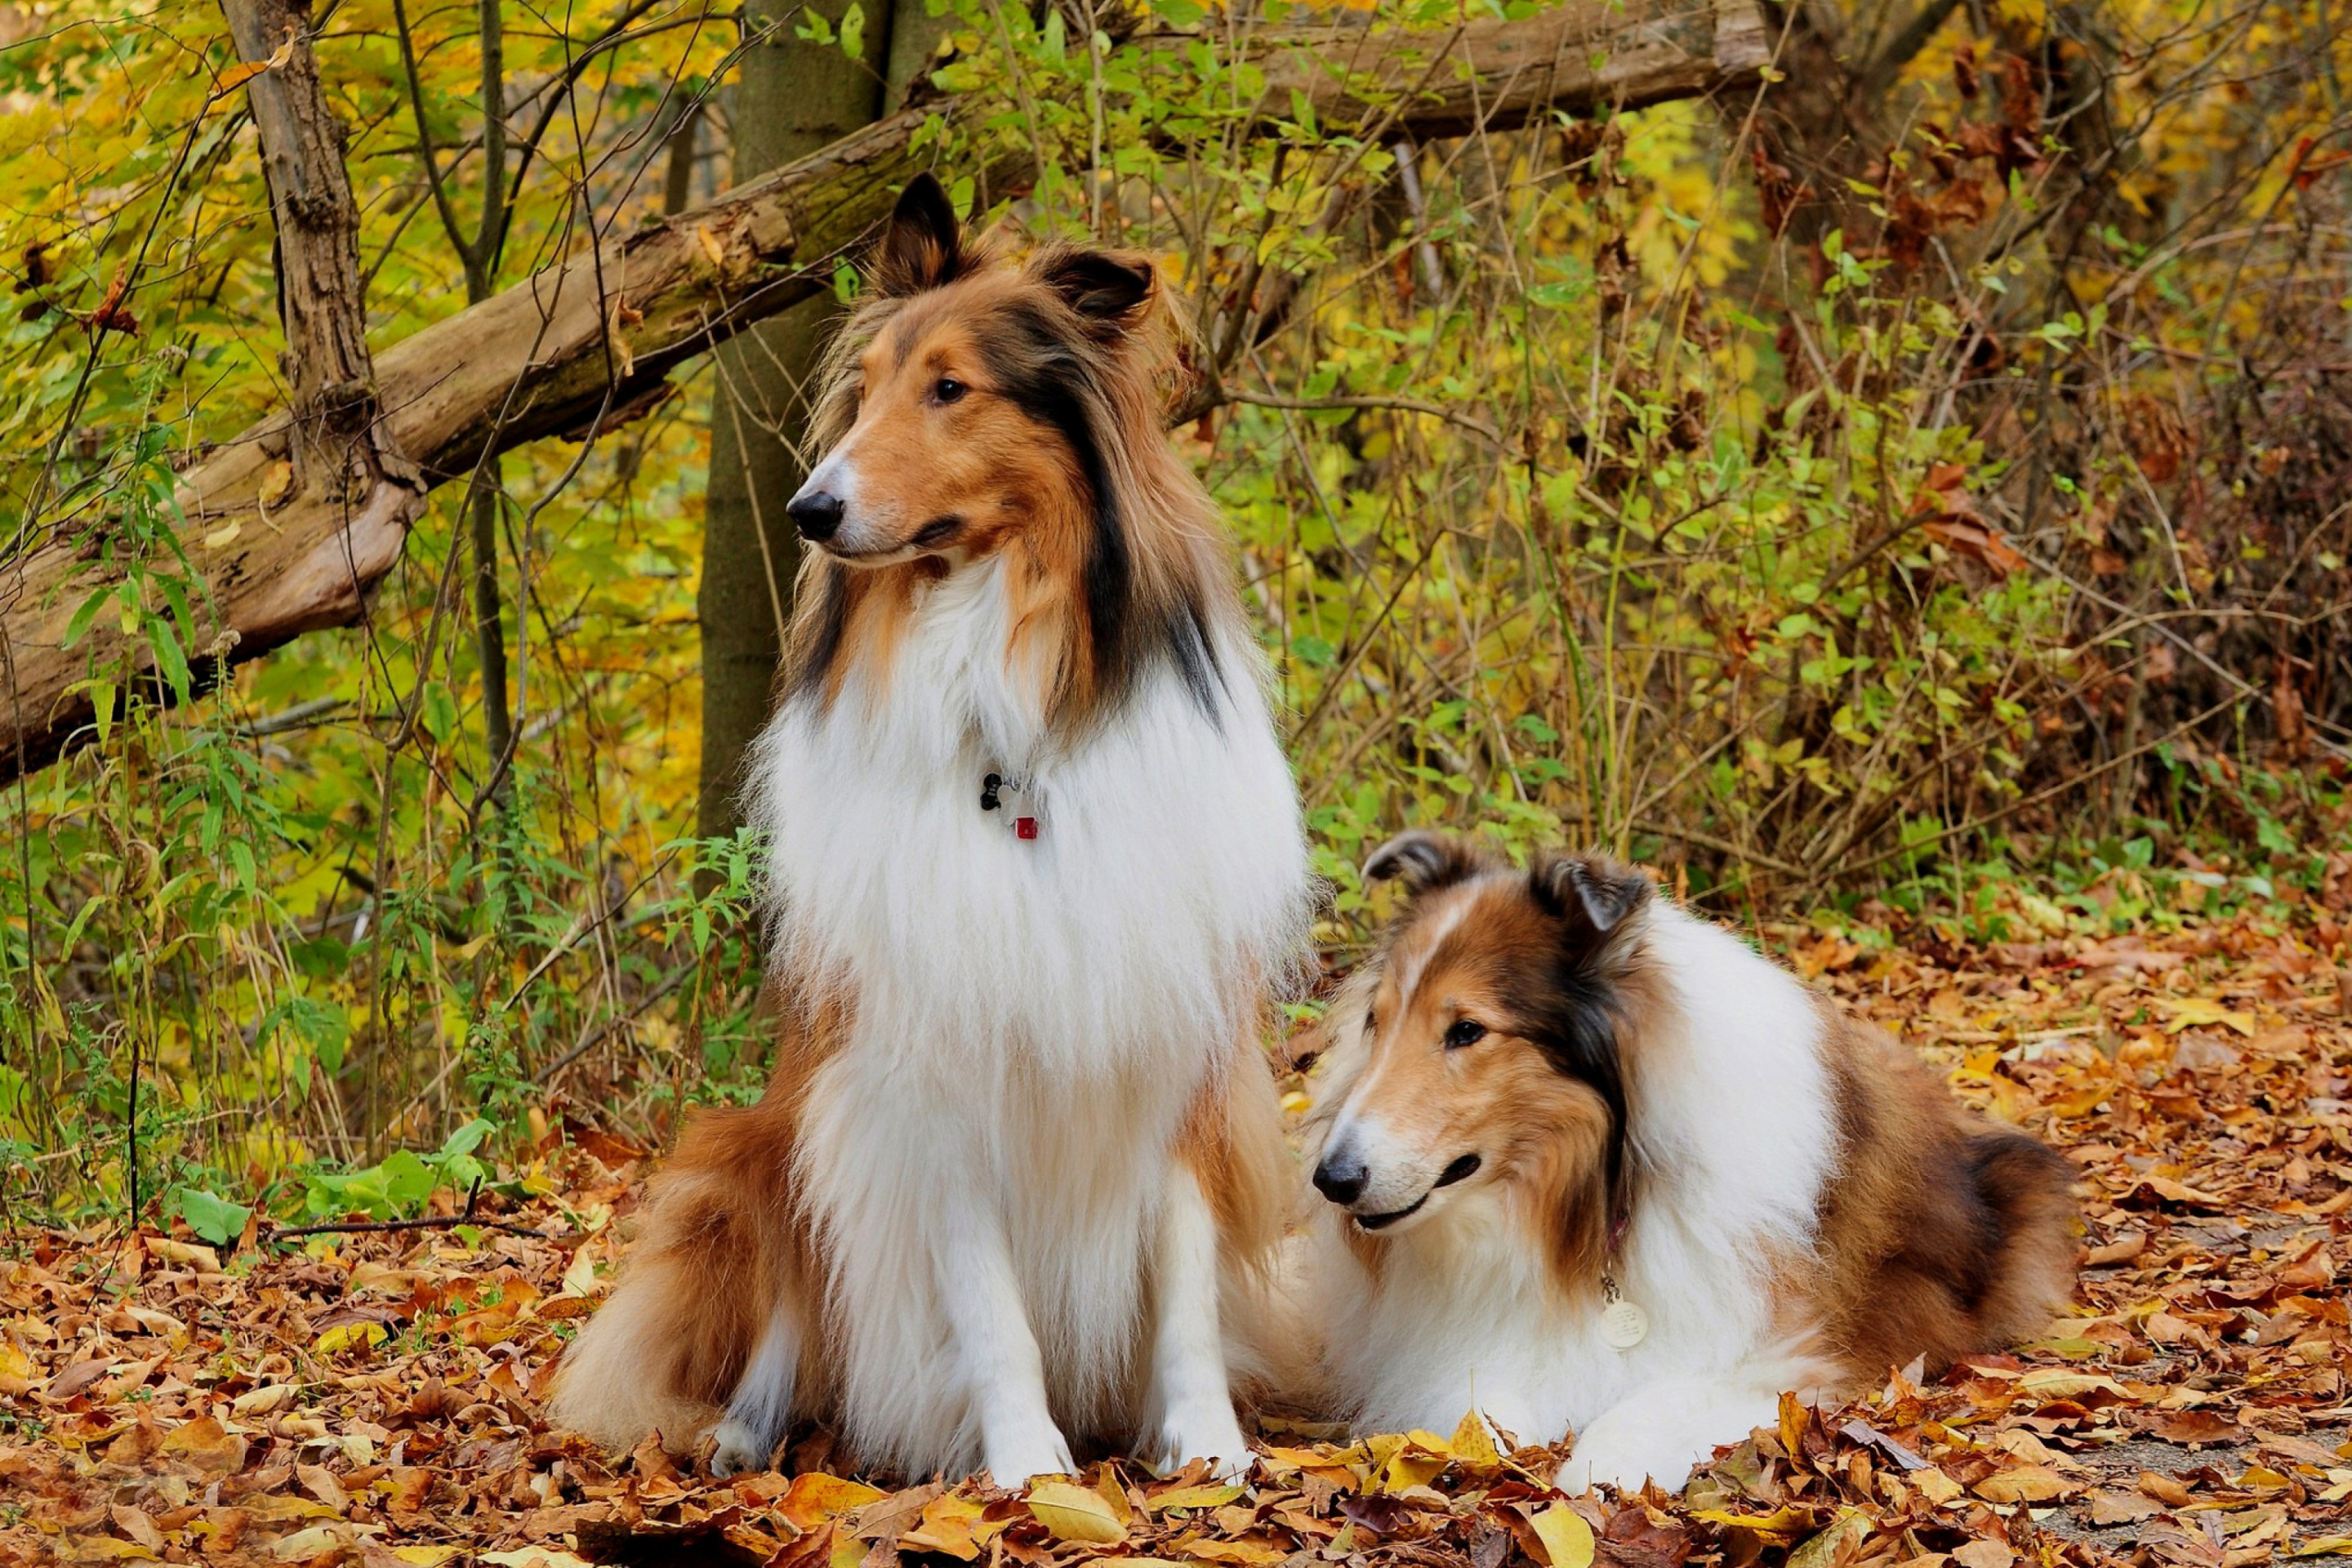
left=7, top=0, right=2352, bottom=1223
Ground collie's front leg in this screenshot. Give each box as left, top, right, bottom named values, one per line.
left=939, top=1192, right=1076, bottom=1486
left=710, top=1294, right=800, bottom=1477
left=1141, top=1166, right=1252, bottom=1481
left=1558, top=1375, right=1785, bottom=1495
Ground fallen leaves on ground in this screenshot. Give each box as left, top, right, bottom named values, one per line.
left=5, top=912, right=2349, bottom=1567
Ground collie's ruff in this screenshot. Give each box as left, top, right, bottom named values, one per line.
left=553, top=175, right=1309, bottom=1485
left=1303, top=833, right=2077, bottom=1493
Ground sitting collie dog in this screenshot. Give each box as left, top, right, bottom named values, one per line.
left=553, top=175, right=1308, bottom=1484
left=1302, top=833, right=2076, bottom=1493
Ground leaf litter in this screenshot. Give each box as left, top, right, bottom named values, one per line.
left=4, top=912, right=2348, bottom=1567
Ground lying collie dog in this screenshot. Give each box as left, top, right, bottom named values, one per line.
left=554, top=175, right=1308, bottom=1484
left=1303, top=833, right=2075, bottom=1493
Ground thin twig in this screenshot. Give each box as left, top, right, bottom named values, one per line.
left=259, top=1179, right=568, bottom=1244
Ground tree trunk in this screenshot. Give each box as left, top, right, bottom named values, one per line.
left=0, top=0, right=1769, bottom=784
left=696, top=0, right=900, bottom=846
left=115, top=0, right=423, bottom=755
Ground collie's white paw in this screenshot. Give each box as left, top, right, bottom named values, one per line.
left=985, top=1419, right=1077, bottom=1489
left=1147, top=1402, right=1253, bottom=1483
left=710, top=1416, right=777, bottom=1477
left=1557, top=1415, right=1702, bottom=1496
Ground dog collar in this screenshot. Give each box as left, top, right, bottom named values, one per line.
left=1599, top=1198, right=1647, bottom=1349
left=979, top=769, right=1040, bottom=841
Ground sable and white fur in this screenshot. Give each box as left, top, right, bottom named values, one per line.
left=1301, top=834, right=2076, bottom=1494
left=553, top=176, right=1309, bottom=1485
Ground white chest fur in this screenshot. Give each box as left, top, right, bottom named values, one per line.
left=747, top=560, right=1308, bottom=1069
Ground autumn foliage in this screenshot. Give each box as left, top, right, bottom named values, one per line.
left=5, top=915, right=2350, bottom=1564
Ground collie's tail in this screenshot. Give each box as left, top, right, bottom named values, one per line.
left=1967, top=1129, right=2080, bottom=1344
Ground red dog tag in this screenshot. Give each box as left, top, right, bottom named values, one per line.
left=1015, top=817, right=1039, bottom=840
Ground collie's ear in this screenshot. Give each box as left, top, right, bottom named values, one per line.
left=1363, top=831, right=1481, bottom=895
left=873, top=173, right=964, bottom=296
left=1035, top=248, right=1155, bottom=329
left=1530, top=853, right=1651, bottom=937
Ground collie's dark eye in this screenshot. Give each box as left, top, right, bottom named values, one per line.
left=1363, top=1006, right=1378, bottom=1035
left=1444, top=1018, right=1487, bottom=1049
left=933, top=376, right=966, bottom=404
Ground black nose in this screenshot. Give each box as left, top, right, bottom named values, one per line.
left=1312, top=1155, right=1367, bottom=1206
left=787, top=490, right=844, bottom=542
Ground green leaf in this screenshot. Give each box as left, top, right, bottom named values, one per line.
left=1292, top=634, right=1339, bottom=668
left=176, top=1187, right=252, bottom=1246
left=437, top=1117, right=496, bottom=1159
left=63, top=582, right=112, bottom=649
left=381, top=1150, right=434, bottom=1208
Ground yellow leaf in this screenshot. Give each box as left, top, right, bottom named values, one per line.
left=233, top=1383, right=296, bottom=1416
left=559, top=1249, right=600, bottom=1298
left=145, top=1236, right=220, bottom=1272
left=272, top=1525, right=355, bottom=1561
left=2293, top=1538, right=2352, bottom=1557
left=1912, top=1466, right=1963, bottom=1506
left=1777, top=1390, right=1811, bottom=1459
left=239, top=1494, right=339, bottom=1524
left=775, top=1472, right=886, bottom=1531
left=697, top=225, right=726, bottom=267
left=215, top=34, right=294, bottom=94
left=1177, top=1538, right=1287, bottom=1566
left=297, top=1461, right=350, bottom=1512
left=1690, top=1506, right=1815, bottom=1541
left=1258, top=1445, right=1344, bottom=1468
left=1027, top=1480, right=1126, bottom=1544
left=1530, top=1503, right=1594, bottom=1568
left=346, top=1262, right=419, bottom=1296
left=2017, top=1368, right=2129, bottom=1401
left=2156, top=996, right=2254, bottom=1036
left=314, top=1321, right=388, bottom=1356
left=391, top=1550, right=464, bottom=1566
left=902, top=1494, right=987, bottom=1560
left=111, top=1507, right=164, bottom=1552
left=1378, top=1432, right=1450, bottom=1493
left=256, top=459, right=296, bottom=509
left=202, top=519, right=243, bottom=550
left=0, top=1339, right=33, bottom=1396
left=58, top=1537, right=158, bottom=1563
left=1450, top=1409, right=1502, bottom=1471
left=1975, top=1463, right=2077, bottom=1503
left=1150, top=1482, right=1246, bottom=1512
left=1788, top=1510, right=1873, bottom=1568
left=480, top=1552, right=595, bottom=1568
left=160, top=1414, right=247, bottom=1472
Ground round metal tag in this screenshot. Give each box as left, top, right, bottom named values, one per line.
left=1600, top=1297, right=1650, bottom=1350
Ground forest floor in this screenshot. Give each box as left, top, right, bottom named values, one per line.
left=4, top=914, right=2349, bottom=1568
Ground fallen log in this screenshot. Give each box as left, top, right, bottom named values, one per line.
left=0, top=0, right=1769, bottom=781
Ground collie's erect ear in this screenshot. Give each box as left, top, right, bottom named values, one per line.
left=872, top=172, right=964, bottom=297
left=1530, top=853, right=1651, bottom=938
left=1363, top=831, right=1482, bottom=896
left=1034, top=247, right=1155, bottom=331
